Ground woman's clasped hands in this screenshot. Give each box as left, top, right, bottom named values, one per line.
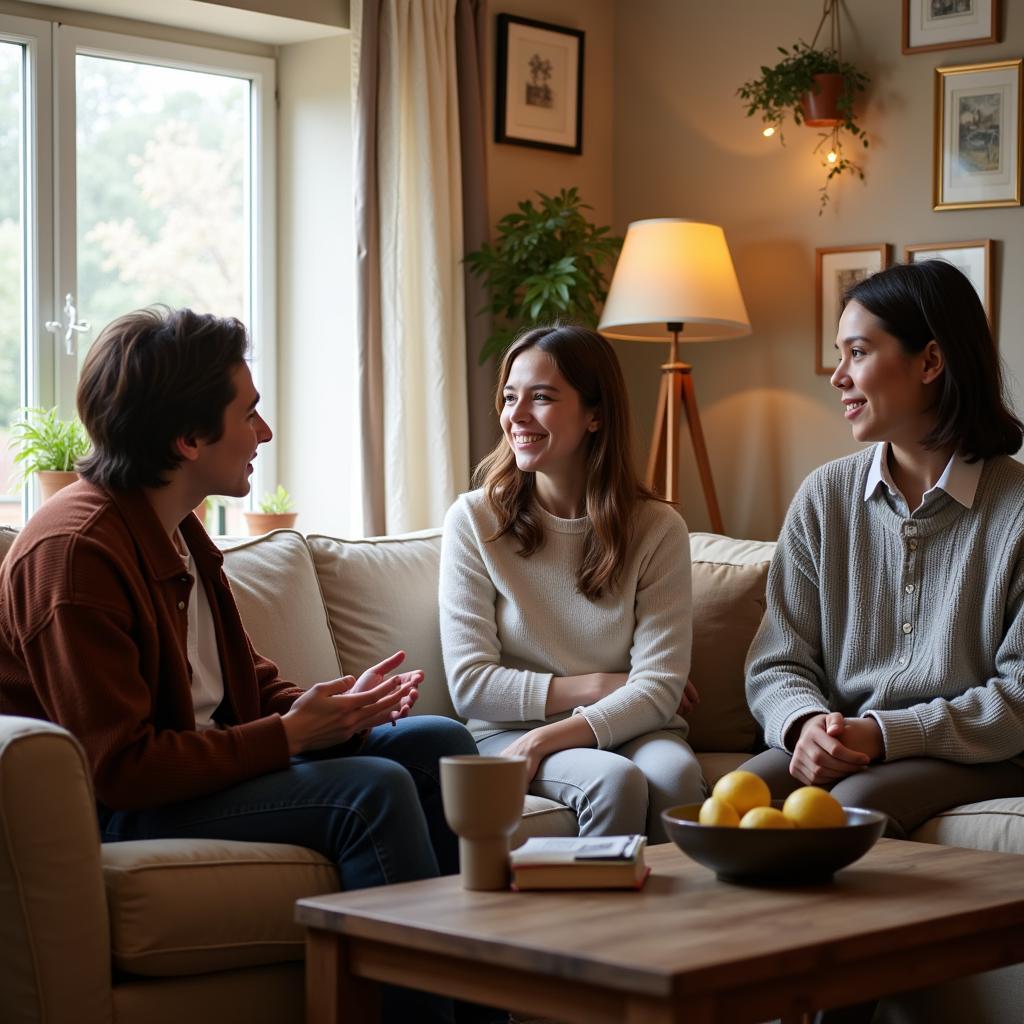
left=788, top=711, right=885, bottom=785
left=281, top=650, right=423, bottom=754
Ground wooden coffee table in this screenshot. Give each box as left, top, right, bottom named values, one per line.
left=296, top=838, right=1024, bottom=1024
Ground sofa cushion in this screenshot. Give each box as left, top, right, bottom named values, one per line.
left=909, top=796, right=1024, bottom=855
left=511, top=795, right=579, bottom=845
left=685, top=533, right=775, bottom=753
left=307, top=530, right=456, bottom=718
left=102, top=838, right=338, bottom=976
left=218, top=530, right=341, bottom=688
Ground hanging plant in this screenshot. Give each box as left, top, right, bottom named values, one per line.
left=464, top=187, right=622, bottom=364
left=737, top=1, right=870, bottom=211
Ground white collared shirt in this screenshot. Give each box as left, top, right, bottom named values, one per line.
left=864, top=442, right=982, bottom=512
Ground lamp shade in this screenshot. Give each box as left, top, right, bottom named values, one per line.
left=598, top=219, right=751, bottom=342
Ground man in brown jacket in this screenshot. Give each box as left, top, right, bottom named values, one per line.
left=0, top=307, right=481, bottom=1024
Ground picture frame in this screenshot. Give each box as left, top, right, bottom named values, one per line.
left=815, top=244, right=892, bottom=376
left=934, top=59, right=1022, bottom=210
left=902, top=0, right=998, bottom=55
left=495, top=14, right=584, bottom=155
left=904, top=239, right=993, bottom=318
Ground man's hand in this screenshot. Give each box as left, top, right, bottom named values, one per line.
left=351, top=650, right=423, bottom=723
left=677, top=678, right=700, bottom=716
left=281, top=651, right=424, bottom=754
left=788, top=711, right=872, bottom=785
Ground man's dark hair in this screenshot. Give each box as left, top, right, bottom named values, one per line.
left=844, top=260, right=1023, bottom=461
left=76, top=306, right=249, bottom=490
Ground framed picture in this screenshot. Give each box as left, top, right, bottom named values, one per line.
left=905, top=239, right=992, bottom=318
left=815, top=244, right=892, bottom=376
left=902, top=0, right=998, bottom=54
left=934, top=59, right=1022, bottom=210
left=495, top=14, right=584, bottom=154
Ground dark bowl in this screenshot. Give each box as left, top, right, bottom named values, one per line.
left=661, top=801, right=888, bottom=885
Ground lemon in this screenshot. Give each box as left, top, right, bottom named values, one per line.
left=782, top=786, right=846, bottom=828
left=711, top=770, right=771, bottom=817
left=739, top=806, right=795, bottom=829
left=698, top=796, right=740, bottom=827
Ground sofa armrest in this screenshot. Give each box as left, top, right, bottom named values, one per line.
left=0, top=716, right=112, bottom=1024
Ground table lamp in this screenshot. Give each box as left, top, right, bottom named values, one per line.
left=598, top=219, right=751, bottom=532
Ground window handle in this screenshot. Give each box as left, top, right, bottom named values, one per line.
left=45, top=293, right=91, bottom=355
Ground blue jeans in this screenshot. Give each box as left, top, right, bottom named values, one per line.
left=99, top=715, right=479, bottom=1022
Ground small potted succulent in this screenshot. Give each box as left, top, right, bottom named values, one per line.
left=243, top=485, right=297, bottom=535
left=8, top=406, right=91, bottom=502
left=737, top=40, right=870, bottom=209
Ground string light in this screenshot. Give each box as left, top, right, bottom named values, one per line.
left=826, top=150, right=838, bottom=163
left=762, top=125, right=776, bottom=138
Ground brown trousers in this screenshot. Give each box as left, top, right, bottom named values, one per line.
left=741, top=747, right=1024, bottom=838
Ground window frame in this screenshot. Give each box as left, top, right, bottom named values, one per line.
left=2, top=20, right=278, bottom=517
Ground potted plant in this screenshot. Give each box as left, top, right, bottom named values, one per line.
left=8, top=406, right=91, bottom=502
left=737, top=40, right=870, bottom=209
left=464, top=187, right=622, bottom=364
left=243, top=485, right=297, bottom=536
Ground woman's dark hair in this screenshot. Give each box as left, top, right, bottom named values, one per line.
left=474, top=324, right=656, bottom=600
left=77, top=306, right=249, bottom=490
left=844, top=260, right=1022, bottom=460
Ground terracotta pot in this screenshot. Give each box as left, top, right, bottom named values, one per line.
left=800, top=73, right=846, bottom=127
left=243, top=511, right=298, bottom=536
left=36, top=470, right=79, bottom=502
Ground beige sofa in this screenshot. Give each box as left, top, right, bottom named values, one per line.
left=2, top=525, right=1022, bottom=1024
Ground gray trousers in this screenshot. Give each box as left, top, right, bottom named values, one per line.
left=476, top=728, right=705, bottom=843
left=742, top=747, right=1024, bottom=838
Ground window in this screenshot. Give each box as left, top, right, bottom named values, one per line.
left=0, top=17, right=275, bottom=531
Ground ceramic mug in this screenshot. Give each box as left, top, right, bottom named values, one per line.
left=440, top=755, right=527, bottom=890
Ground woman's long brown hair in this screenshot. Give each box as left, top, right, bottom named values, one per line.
left=474, top=325, right=657, bottom=600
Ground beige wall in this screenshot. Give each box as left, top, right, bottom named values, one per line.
left=476, top=0, right=616, bottom=455
left=614, top=0, right=1024, bottom=540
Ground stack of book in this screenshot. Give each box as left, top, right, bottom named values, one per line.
left=509, top=834, right=649, bottom=891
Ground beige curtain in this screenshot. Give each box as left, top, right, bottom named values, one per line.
left=353, top=0, right=470, bottom=535
left=456, top=0, right=499, bottom=471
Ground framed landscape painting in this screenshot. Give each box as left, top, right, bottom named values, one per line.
left=495, top=15, right=584, bottom=154
left=815, top=245, right=892, bottom=376
left=934, top=59, right=1022, bottom=210
left=905, top=239, right=992, bottom=318
left=903, top=0, right=998, bottom=54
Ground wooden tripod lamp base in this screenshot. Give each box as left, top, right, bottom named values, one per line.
left=645, top=325, right=724, bottom=534
left=596, top=219, right=751, bottom=537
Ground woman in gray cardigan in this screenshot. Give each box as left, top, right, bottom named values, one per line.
left=744, top=260, right=1024, bottom=841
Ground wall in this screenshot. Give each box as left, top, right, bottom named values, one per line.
left=277, top=33, right=360, bottom=535
left=615, top=0, right=1024, bottom=540
left=475, top=0, right=615, bottom=453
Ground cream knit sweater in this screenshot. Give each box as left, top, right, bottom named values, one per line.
left=439, top=490, right=691, bottom=748
left=746, top=447, right=1024, bottom=764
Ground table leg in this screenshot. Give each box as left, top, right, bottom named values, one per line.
left=306, top=929, right=381, bottom=1024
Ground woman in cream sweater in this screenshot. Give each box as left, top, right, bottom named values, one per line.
left=439, top=325, right=703, bottom=841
